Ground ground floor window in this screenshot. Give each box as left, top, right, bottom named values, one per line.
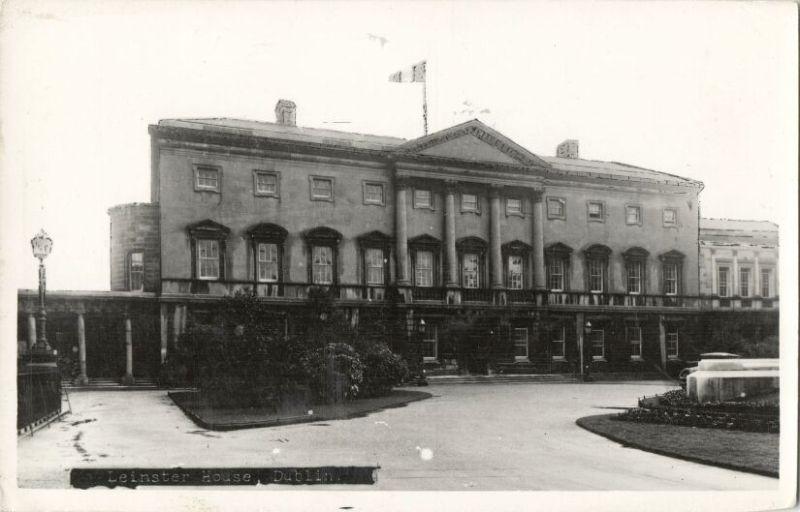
left=666, top=328, right=679, bottom=359
left=513, top=328, right=529, bottom=360
left=627, top=326, right=642, bottom=359
left=551, top=326, right=566, bottom=359
left=589, top=329, right=605, bottom=360
left=422, top=323, right=438, bottom=360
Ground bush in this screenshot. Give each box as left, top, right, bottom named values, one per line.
left=301, top=342, right=364, bottom=402
left=360, top=344, right=410, bottom=397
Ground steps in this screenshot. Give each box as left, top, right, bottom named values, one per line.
left=426, top=373, right=579, bottom=385
left=63, top=377, right=159, bottom=390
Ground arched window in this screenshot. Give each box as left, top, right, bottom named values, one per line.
left=659, top=250, right=685, bottom=296
left=304, top=227, right=342, bottom=285
left=583, top=244, right=611, bottom=293
left=545, top=242, right=573, bottom=292
left=246, top=223, right=288, bottom=285
left=622, top=247, right=649, bottom=295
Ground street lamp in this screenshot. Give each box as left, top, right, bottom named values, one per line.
left=416, top=318, right=429, bottom=386
left=583, top=320, right=593, bottom=382
left=30, top=229, right=54, bottom=357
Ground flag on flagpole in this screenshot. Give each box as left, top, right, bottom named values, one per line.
left=388, top=60, right=426, bottom=83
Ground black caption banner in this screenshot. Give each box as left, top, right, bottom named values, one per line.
left=71, top=467, right=379, bottom=489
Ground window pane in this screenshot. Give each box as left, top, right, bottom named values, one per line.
left=197, top=240, right=220, bottom=279
left=365, top=183, right=383, bottom=204
left=628, top=326, right=642, bottom=357
left=739, top=268, right=751, bottom=297
left=761, top=269, right=771, bottom=297
left=256, top=173, right=276, bottom=194
left=197, top=168, right=219, bottom=189
left=588, top=259, right=604, bottom=292
left=462, top=193, right=478, bottom=211
left=513, top=328, right=528, bottom=358
left=549, top=259, right=564, bottom=290
left=547, top=198, right=564, bottom=217
left=129, top=252, right=144, bottom=291
left=663, top=209, right=676, bottom=224
left=626, top=206, right=640, bottom=224
left=415, top=250, right=433, bottom=287
left=507, top=198, right=522, bottom=214
left=414, top=189, right=431, bottom=208
left=588, top=202, right=603, bottom=219
left=666, top=330, right=679, bottom=357
left=312, top=246, right=333, bottom=284
left=257, top=243, right=279, bottom=282
left=366, top=248, right=384, bottom=285
left=590, top=330, right=604, bottom=358
left=627, top=262, right=641, bottom=294
left=312, top=178, right=333, bottom=199
left=422, top=325, right=438, bottom=359
left=551, top=327, right=566, bottom=357
left=663, top=263, right=677, bottom=295
left=508, top=255, right=524, bottom=290
left=462, top=253, right=480, bottom=288
left=718, top=267, right=729, bottom=296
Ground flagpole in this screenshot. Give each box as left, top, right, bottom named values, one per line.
left=422, top=79, right=428, bottom=136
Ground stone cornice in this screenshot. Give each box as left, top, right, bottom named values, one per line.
left=395, top=162, right=544, bottom=191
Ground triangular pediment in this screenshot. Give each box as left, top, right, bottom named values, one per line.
left=397, top=119, right=550, bottom=168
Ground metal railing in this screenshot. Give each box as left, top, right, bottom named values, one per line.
left=18, top=363, right=61, bottom=432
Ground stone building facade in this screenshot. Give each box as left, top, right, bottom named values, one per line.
left=18, top=101, right=779, bottom=383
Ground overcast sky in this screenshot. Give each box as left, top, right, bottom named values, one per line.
left=1, top=1, right=796, bottom=291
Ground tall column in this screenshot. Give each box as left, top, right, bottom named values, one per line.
left=489, top=185, right=503, bottom=289
left=122, top=318, right=135, bottom=385
left=159, top=303, right=169, bottom=363
left=76, top=313, right=88, bottom=385
left=710, top=253, right=718, bottom=293
left=732, top=251, right=739, bottom=296
left=532, top=191, right=546, bottom=289
left=172, top=304, right=182, bottom=347
left=658, top=315, right=667, bottom=370
left=444, top=180, right=458, bottom=287
left=27, top=314, right=37, bottom=351
left=395, top=179, right=410, bottom=286
left=753, top=255, right=761, bottom=296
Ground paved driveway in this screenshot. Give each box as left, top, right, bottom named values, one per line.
left=17, top=382, right=777, bottom=490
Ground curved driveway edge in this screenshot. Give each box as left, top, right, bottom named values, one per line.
left=576, top=413, right=778, bottom=478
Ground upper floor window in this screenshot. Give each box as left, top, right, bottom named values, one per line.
left=365, top=248, right=384, bottom=285
left=659, top=250, right=684, bottom=296
left=194, top=165, right=221, bottom=193
left=253, top=170, right=279, bottom=197
left=187, top=219, right=230, bottom=282
left=363, top=182, right=385, bottom=206
left=310, top=176, right=334, bottom=201
left=462, top=253, right=481, bottom=289
left=415, top=250, right=434, bottom=287
left=761, top=269, right=772, bottom=297
left=587, top=201, right=605, bottom=222
left=413, top=189, right=433, bottom=209
left=718, top=266, right=730, bottom=297
left=623, top=247, right=648, bottom=295
left=357, top=231, right=392, bottom=288
left=547, top=197, right=566, bottom=220
left=739, top=267, right=751, bottom=297
left=506, top=197, right=523, bottom=216
left=584, top=244, right=610, bottom=293
left=197, top=240, right=221, bottom=280
left=129, top=252, right=144, bottom=291
left=666, top=328, right=679, bottom=358
left=663, top=208, right=677, bottom=226
left=545, top=242, right=573, bottom=292
left=663, top=263, right=678, bottom=295
left=508, top=255, right=524, bottom=290
left=247, top=222, right=288, bottom=286
left=627, top=262, right=643, bottom=294
left=304, top=227, right=342, bottom=285
left=626, top=205, right=642, bottom=225
left=627, top=326, right=642, bottom=359
left=461, top=193, right=480, bottom=213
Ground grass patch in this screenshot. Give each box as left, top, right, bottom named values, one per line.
left=577, top=414, right=778, bottom=477
left=170, top=389, right=432, bottom=431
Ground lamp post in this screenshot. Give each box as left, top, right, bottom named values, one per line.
left=30, top=229, right=54, bottom=357
left=416, top=318, right=429, bottom=386
left=583, top=320, right=593, bottom=382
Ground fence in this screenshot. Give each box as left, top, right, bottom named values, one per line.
left=18, top=363, right=62, bottom=432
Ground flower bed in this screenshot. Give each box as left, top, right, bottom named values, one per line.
left=616, top=388, right=779, bottom=433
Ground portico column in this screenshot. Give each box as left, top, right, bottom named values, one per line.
left=76, top=313, right=88, bottom=385
left=658, top=315, right=667, bottom=370
left=444, top=180, right=458, bottom=287
left=122, top=317, right=135, bottom=385
left=732, top=251, right=739, bottom=297
left=532, top=191, right=546, bottom=289
left=576, top=312, right=585, bottom=378
left=395, top=178, right=410, bottom=285
left=753, top=255, right=761, bottom=296
left=489, top=185, right=503, bottom=289
left=27, top=314, right=36, bottom=351
left=172, top=304, right=182, bottom=347
left=159, top=303, right=169, bottom=363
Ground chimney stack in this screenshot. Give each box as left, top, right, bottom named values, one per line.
left=275, top=99, right=297, bottom=127
left=556, top=139, right=579, bottom=159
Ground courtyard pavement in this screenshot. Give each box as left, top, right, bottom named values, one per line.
left=17, top=382, right=777, bottom=490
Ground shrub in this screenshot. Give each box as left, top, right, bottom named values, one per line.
left=301, top=342, right=364, bottom=402
left=360, top=344, right=410, bottom=397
